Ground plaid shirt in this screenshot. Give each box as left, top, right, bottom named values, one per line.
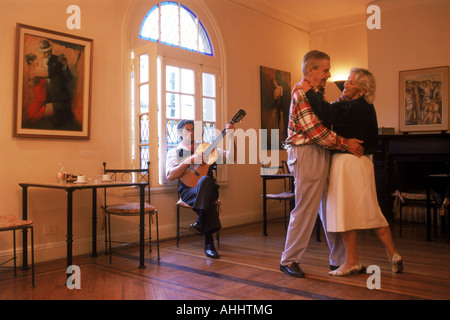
left=285, top=82, right=349, bottom=151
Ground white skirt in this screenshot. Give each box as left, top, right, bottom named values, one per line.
left=324, top=153, right=388, bottom=232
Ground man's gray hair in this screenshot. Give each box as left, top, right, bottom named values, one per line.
left=302, top=50, right=330, bottom=76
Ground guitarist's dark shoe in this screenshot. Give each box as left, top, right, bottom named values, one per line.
left=189, top=221, right=203, bottom=235
left=205, top=244, right=220, bottom=259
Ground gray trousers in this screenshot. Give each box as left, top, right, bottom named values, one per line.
left=280, top=144, right=345, bottom=267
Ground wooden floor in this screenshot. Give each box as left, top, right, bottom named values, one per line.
left=1, top=220, right=450, bottom=301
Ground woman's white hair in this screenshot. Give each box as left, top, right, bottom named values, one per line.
left=351, top=67, right=376, bottom=104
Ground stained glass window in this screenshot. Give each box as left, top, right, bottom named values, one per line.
left=139, top=2, right=213, bottom=56
left=132, top=48, right=154, bottom=171
left=203, top=122, right=215, bottom=144
left=140, top=146, right=150, bottom=169
left=166, top=120, right=181, bottom=152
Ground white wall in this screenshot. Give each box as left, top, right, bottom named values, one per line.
left=309, top=13, right=369, bottom=102
left=368, top=0, right=450, bottom=132
left=308, top=0, right=450, bottom=132
left=0, top=0, right=131, bottom=262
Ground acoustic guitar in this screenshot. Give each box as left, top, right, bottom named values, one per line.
left=179, top=109, right=246, bottom=187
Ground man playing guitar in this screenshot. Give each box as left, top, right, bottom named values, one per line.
left=166, top=119, right=236, bottom=259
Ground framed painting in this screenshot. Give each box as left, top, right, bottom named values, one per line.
left=14, top=24, right=93, bottom=139
left=399, top=66, right=448, bottom=133
left=260, top=66, right=291, bottom=149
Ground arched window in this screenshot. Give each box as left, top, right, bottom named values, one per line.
left=128, top=0, right=223, bottom=186
left=139, top=2, right=213, bottom=56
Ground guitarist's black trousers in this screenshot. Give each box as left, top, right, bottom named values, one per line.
left=178, top=176, right=221, bottom=239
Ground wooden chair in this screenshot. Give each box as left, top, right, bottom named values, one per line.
left=261, top=161, right=295, bottom=230
left=261, top=161, right=321, bottom=241
left=0, top=216, right=34, bottom=288
left=440, top=162, right=450, bottom=243
left=392, top=160, right=439, bottom=238
left=443, top=197, right=449, bottom=244
left=102, top=162, right=159, bottom=263
left=261, top=161, right=295, bottom=234
left=176, top=164, right=220, bottom=247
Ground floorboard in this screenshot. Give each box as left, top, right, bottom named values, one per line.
left=1, top=221, right=449, bottom=301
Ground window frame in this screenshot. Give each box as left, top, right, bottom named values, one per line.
left=131, top=43, right=158, bottom=186
left=128, top=0, right=225, bottom=188
left=158, top=56, right=221, bottom=185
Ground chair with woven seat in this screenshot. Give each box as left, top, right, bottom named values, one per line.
left=261, top=161, right=295, bottom=231
left=176, top=197, right=221, bottom=247
left=102, top=162, right=160, bottom=263
left=261, top=161, right=322, bottom=241
left=392, top=160, right=439, bottom=238
left=439, top=161, right=450, bottom=243
left=0, top=215, right=34, bottom=288
left=176, top=164, right=220, bottom=247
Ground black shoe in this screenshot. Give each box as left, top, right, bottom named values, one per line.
left=205, top=244, right=220, bottom=259
left=189, top=221, right=203, bottom=235
left=280, top=262, right=305, bottom=278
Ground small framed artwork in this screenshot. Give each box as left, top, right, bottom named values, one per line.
left=399, top=66, right=448, bottom=133
left=14, top=23, right=93, bottom=139
left=260, top=66, right=291, bottom=149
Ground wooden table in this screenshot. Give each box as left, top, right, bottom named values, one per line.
left=19, top=180, right=148, bottom=275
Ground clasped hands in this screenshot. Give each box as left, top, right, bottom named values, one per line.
left=300, top=77, right=364, bottom=157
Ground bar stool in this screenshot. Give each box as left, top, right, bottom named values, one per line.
left=0, top=215, right=35, bottom=288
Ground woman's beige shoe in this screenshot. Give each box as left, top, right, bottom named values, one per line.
left=328, top=263, right=363, bottom=277
left=391, top=253, right=404, bottom=273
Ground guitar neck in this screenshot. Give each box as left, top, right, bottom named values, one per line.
left=203, top=122, right=233, bottom=157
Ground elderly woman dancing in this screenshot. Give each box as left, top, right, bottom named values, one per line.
left=302, top=67, right=403, bottom=276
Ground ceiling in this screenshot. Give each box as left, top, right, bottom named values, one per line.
left=229, top=0, right=374, bottom=29
left=230, top=0, right=433, bottom=30
left=256, top=0, right=373, bottom=23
